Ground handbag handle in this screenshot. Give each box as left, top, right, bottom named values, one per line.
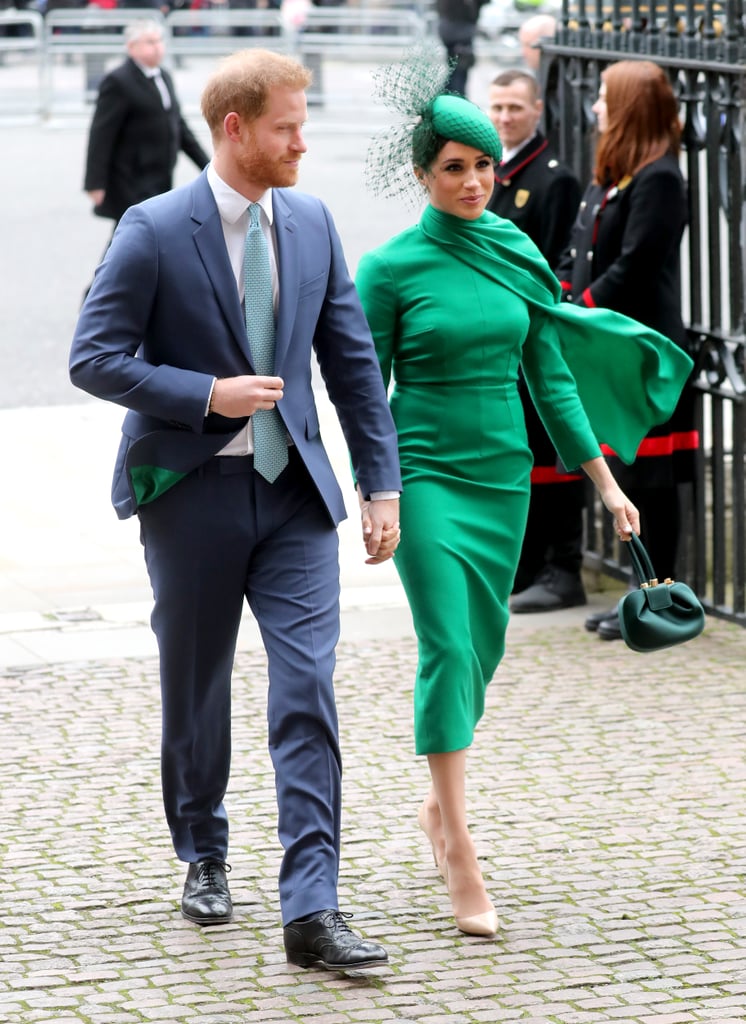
left=626, top=532, right=659, bottom=587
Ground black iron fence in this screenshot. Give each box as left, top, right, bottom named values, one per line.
left=543, top=0, right=746, bottom=625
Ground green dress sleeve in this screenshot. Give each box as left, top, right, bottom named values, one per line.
left=521, top=307, right=602, bottom=471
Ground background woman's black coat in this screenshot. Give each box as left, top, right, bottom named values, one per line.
left=556, top=152, right=696, bottom=490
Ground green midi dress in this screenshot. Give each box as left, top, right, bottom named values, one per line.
left=356, top=205, right=692, bottom=755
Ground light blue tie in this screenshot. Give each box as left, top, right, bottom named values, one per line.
left=244, top=203, right=288, bottom=483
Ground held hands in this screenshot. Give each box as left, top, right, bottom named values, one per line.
left=210, top=375, right=284, bottom=418
left=358, top=488, right=401, bottom=565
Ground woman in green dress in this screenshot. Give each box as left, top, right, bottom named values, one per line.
left=356, top=73, right=693, bottom=939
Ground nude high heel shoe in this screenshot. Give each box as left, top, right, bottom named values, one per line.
left=445, top=857, right=499, bottom=937
left=454, top=906, right=499, bottom=937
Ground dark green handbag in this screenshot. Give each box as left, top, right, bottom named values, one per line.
left=617, top=533, right=705, bottom=653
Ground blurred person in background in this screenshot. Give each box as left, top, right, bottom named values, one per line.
left=436, top=0, right=489, bottom=95
left=555, top=59, right=698, bottom=641
left=518, top=12, right=556, bottom=72
left=84, top=19, right=208, bottom=227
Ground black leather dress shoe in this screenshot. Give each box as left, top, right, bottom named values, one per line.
left=510, top=566, right=586, bottom=613
left=283, top=910, right=388, bottom=971
left=584, top=608, right=616, bottom=632
left=181, top=860, right=233, bottom=925
left=597, top=611, right=623, bottom=641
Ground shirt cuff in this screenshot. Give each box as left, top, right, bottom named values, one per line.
left=369, top=491, right=400, bottom=500
left=205, top=377, right=217, bottom=417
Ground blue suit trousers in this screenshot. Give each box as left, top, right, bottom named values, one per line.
left=137, top=449, right=342, bottom=925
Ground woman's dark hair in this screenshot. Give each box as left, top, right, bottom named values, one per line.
left=412, top=125, right=449, bottom=173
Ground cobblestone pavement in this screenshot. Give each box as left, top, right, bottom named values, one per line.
left=3, top=616, right=745, bottom=1024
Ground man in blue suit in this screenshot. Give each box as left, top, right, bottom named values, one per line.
left=70, top=48, right=401, bottom=972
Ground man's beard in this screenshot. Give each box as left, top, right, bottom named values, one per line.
left=236, top=148, right=300, bottom=191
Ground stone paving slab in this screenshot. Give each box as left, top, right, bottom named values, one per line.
left=2, top=617, right=745, bottom=1023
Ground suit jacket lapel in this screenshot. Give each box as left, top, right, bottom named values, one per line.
left=128, top=58, right=162, bottom=108
left=190, top=175, right=252, bottom=362
left=273, top=190, right=299, bottom=373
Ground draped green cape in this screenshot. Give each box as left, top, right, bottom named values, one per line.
left=419, top=205, right=694, bottom=465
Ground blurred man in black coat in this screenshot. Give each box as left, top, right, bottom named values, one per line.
left=84, top=19, right=208, bottom=224
left=436, top=0, right=489, bottom=96
left=487, top=68, right=587, bottom=612
left=518, top=12, right=556, bottom=73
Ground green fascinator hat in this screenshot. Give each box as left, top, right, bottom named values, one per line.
left=415, top=94, right=503, bottom=169
left=365, top=46, right=502, bottom=205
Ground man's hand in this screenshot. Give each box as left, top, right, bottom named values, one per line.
left=88, top=189, right=105, bottom=206
left=359, top=495, right=400, bottom=565
left=210, top=375, right=284, bottom=418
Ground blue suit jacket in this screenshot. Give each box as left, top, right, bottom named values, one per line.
left=70, top=171, right=401, bottom=520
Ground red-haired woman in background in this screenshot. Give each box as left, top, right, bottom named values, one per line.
left=556, top=60, right=698, bottom=640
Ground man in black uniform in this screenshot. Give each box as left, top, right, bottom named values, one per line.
left=487, top=68, right=586, bottom=612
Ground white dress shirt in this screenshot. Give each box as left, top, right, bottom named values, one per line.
left=500, top=132, right=538, bottom=166
left=207, top=163, right=278, bottom=456
left=204, top=165, right=398, bottom=501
